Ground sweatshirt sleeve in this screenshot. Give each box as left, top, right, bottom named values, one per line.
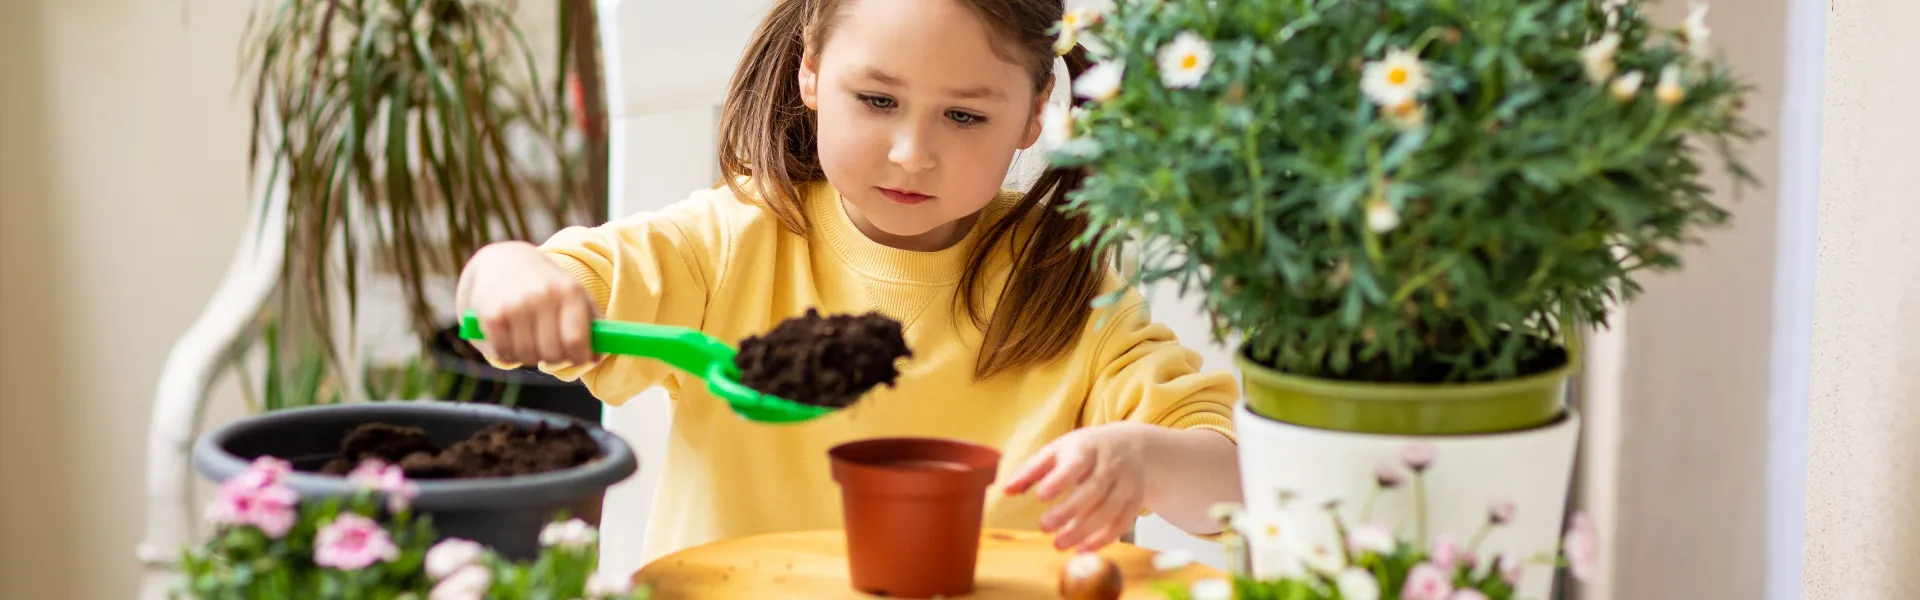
left=511, top=190, right=733, bottom=406
left=1078, top=288, right=1239, bottom=444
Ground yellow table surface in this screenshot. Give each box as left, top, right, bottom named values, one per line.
left=631, top=528, right=1222, bottom=599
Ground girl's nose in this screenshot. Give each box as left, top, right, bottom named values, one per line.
left=888, top=126, right=937, bottom=173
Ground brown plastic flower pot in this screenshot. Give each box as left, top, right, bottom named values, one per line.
left=829, top=437, right=1002, bottom=598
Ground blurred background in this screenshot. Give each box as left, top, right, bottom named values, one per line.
left=1, top=0, right=1907, bottom=598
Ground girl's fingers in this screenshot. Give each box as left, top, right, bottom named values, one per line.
left=534, top=303, right=567, bottom=365
left=1042, top=468, right=1116, bottom=539
left=1072, top=486, right=1145, bottom=552
left=558, top=294, right=595, bottom=365
left=1002, top=446, right=1058, bottom=495
left=480, top=310, right=521, bottom=365
left=1031, top=445, right=1094, bottom=501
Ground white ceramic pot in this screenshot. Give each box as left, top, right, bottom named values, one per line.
left=1234, top=401, right=1583, bottom=598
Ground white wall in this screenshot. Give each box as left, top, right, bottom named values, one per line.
left=0, top=1, right=256, bottom=597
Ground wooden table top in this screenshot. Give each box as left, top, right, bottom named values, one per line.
left=631, top=528, right=1223, bottom=599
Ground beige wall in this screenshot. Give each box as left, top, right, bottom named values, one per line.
left=1602, top=0, right=1785, bottom=597
left=0, top=0, right=254, bottom=597
left=1805, top=0, right=1920, bottom=596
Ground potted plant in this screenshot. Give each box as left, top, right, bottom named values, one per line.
left=191, top=401, right=637, bottom=560
left=176, top=449, right=646, bottom=599
left=1047, top=0, right=1756, bottom=595
left=236, top=0, right=612, bottom=421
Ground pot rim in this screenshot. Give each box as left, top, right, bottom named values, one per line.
left=191, top=401, right=637, bottom=507
left=1233, top=343, right=1581, bottom=402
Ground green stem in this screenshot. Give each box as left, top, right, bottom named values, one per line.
left=1467, top=521, right=1492, bottom=554
left=1414, top=472, right=1429, bottom=550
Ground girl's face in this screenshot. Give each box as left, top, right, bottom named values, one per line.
left=799, top=0, right=1050, bottom=252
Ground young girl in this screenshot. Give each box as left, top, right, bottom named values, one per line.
left=457, top=0, right=1243, bottom=563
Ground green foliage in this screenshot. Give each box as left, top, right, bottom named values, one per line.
left=1051, top=0, right=1760, bottom=382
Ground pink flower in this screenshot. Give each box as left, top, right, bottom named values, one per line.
left=1401, top=443, right=1437, bottom=472
left=1489, top=500, right=1516, bottom=525
left=1401, top=563, right=1454, bottom=600
left=208, top=456, right=300, bottom=538
left=314, top=513, right=400, bottom=570
left=236, top=456, right=292, bottom=487
left=585, top=570, right=635, bottom=598
left=1563, top=511, right=1601, bottom=581
left=1498, top=555, right=1523, bottom=585
left=1451, top=590, right=1490, bottom=600
left=348, top=459, right=420, bottom=513
left=430, top=564, right=493, bottom=600
left=1374, top=461, right=1406, bottom=488
left=425, top=538, right=487, bottom=580
left=1431, top=534, right=1464, bottom=572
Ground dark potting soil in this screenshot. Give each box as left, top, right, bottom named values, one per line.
left=733, top=308, right=913, bottom=409
left=1248, top=332, right=1570, bottom=384
left=318, top=421, right=599, bottom=479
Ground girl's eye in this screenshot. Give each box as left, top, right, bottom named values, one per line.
left=947, top=110, right=987, bottom=126
left=857, top=94, right=896, bottom=110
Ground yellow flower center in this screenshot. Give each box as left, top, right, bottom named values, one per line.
left=1392, top=99, right=1418, bottom=116
left=1264, top=524, right=1280, bottom=537
left=1182, top=54, right=1199, bottom=70
left=1389, top=66, right=1410, bottom=85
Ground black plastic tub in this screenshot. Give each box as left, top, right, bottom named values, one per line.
left=191, top=401, right=637, bottom=560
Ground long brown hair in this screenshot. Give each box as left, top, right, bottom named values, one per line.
left=717, top=0, right=1107, bottom=380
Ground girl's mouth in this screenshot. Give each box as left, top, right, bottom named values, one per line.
left=878, top=187, right=933, bottom=205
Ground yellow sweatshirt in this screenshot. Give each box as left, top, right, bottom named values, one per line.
left=523, top=179, right=1238, bottom=564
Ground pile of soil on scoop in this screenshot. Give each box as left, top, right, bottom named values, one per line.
left=733, top=308, right=913, bottom=409
left=318, top=421, right=599, bottom=479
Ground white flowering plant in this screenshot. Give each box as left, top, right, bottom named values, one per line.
left=173, top=457, right=647, bottom=600
left=1154, top=444, right=1598, bottom=600
left=1047, top=0, right=1759, bottom=383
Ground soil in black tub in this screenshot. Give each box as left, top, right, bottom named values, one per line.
left=734, top=308, right=912, bottom=409
left=317, top=421, right=599, bottom=478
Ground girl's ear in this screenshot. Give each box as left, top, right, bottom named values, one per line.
left=799, top=52, right=822, bottom=110
left=1019, top=75, right=1056, bottom=150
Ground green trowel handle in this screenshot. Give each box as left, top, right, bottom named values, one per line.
left=458, top=311, right=739, bottom=383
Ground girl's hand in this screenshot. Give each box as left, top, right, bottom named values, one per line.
left=1002, top=422, right=1155, bottom=552
left=456, top=241, right=601, bottom=367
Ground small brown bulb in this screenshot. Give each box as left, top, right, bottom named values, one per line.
left=1058, top=552, right=1123, bottom=600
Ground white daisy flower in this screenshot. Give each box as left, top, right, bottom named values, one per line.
left=1073, top=61, right=1126, bottom=101
left=1302, top=541, right=1347, bottom=575
left=1237, top=510, right=1309, bottom=578
left=1366, top=200, right=1401, bottom=233
left=1656, top=64, right=1687, bottom=105
left=1346, top=522, right=1396, bottom=555
left=1582, top=32, right=1622, bottom=84
left=1040, top=102, right=1075, bottom=148
left=1156, top=30, right=1214, bottom=89
left=1610, top=70, right=1645, bottom=100
left=1361, top=47, right=1430, bottom=108
left=1336, top=567, right=1382, bottom=600
left=1152, top=548, right=1195, bottom=571
left=1055, top=27, right=1077, bottom=56
left=1602, top=0, right=1631, bottom=28
left=1190, top=578, right=1234, bottom=600
left=1385, top=99, right=1426, bottom=130
left=1683, top=3, right=1712, bottom=60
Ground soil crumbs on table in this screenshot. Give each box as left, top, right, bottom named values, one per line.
left=734, top=308, right=913, bottom=409
left=319, top=421, right=599, bottom=478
